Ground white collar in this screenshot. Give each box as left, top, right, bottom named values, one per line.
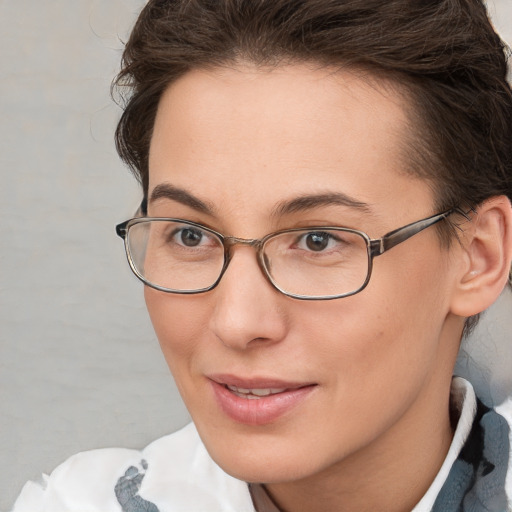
left=411, top=377, right=477, bottom=511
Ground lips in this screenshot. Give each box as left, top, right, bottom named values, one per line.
left=208, top=375, right=317, bottom=425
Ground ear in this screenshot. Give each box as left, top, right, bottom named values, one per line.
left=450, top=195, right=512, bottom=317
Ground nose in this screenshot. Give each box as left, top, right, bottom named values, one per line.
left=208, top=246, right=289, bottom=350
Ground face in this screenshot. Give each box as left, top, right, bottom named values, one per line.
left=145, top=63, right=464, bottom=485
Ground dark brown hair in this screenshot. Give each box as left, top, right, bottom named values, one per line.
left=114, top=0, right=512, bottom=216
left=113, top=0, right=512, bottom=333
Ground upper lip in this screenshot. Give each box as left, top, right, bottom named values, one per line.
left=208, top=374, right=316, bottom=390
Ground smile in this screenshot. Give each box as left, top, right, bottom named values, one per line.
left=209, top=376, right=317, bottom=425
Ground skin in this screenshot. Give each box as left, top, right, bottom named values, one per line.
left=144, top=63, right=471, bottom=512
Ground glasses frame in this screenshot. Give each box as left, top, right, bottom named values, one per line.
left=116, top=208, right=457, bottom=300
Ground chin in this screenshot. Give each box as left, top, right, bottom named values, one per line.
left=213, top=452, right=315, bottom=484
left=195, top=423, right=331, bottom=484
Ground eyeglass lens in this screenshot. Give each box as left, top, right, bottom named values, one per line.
left=126, top=219, right=370, bottom=298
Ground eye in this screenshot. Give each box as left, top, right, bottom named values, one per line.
left=298, top=231, right=339, bottom=252
left=167, top=224, right=219, bottom=250
left=175, top=227, right=205, bottom=247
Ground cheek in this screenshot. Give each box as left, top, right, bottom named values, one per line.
left=144, top=287, right=208, bottom=376
left=307, top=253, right=451, bottom=392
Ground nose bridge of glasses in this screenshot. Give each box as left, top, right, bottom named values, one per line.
left=222, top=236, right=270, bottom=281
left=224, top=236, right=264, bottom=250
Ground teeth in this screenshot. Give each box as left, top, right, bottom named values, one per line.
left=251, top=389, right=273, bottom=396
left=226, top=385, right=287, bottom=398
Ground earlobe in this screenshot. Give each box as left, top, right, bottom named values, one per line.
left=450, top=196, right=512, bottom=317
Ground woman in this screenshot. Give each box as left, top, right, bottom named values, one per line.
left=13, top=0, right=512, bottom=510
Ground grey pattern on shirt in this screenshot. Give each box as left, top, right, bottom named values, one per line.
left=115, top=459, right=160, bottom=512
left=433, top=400, right=510, bottom=512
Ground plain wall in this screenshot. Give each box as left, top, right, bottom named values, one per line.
left=1, top=1, right=511, bottom=510
left=1, top=2, right=191, bottom=510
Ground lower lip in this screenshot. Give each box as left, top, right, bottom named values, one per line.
left=210, top=380, right=316, bottom=426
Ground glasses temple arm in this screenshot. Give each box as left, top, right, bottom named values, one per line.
left=370, top=209, right=456, bottom=256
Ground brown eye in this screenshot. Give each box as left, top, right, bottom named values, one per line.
left=304, top=232, right=330, bottom=251
left=179, top=228, right=203, bottom=247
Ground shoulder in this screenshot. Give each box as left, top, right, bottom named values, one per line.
left=12, top=446, right=143, bottom=512
left=12, top=423, right=254, bottom=512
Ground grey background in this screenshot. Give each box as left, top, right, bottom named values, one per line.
left=1, top=1, right=511, bottom=510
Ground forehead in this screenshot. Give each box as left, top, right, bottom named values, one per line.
left=148, top=63, right=433, bottom=227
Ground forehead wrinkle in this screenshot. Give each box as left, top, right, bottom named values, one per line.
left=149, top=183, right=216, bottom=215
left=271, top=192, right=376, bottom=219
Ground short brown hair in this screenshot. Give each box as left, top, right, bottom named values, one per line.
left=114, top=0, right=512, bottom=217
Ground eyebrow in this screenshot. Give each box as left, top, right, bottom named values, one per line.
left=271, top=192, right=374, bottom=218
left=149, top=183, right=373, bottom=219
left=149, top=183, right=215, bottom=215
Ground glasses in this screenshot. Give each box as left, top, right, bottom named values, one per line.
left=116, top=208, right=456, bottom=300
